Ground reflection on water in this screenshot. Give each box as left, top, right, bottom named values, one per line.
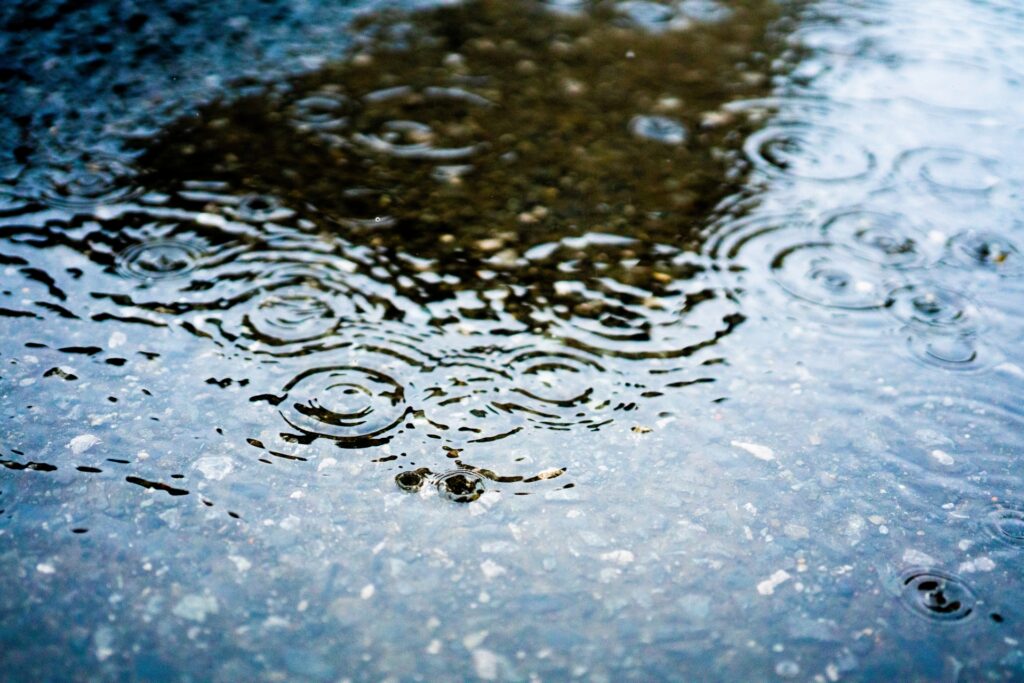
left=2, top=0, right=788, bottom=484
left=2, top=0, right=1024, bottom=679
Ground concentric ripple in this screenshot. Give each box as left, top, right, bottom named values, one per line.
left=873, top=394, right=1023, bottom=494
left=226, top=194, right=297, bottom=223
left=745, top=124, right=876, bottom=182
left=509, top=349, right=604, bottom=408
left=896, top=148, right=1003, bottom=194
left=947, top=230, right=1022, bottom=275
left=352, top=86, right=491, bottom=161
left=820, top=209, right=932, bottom=268
left=395, top=468, right=430, bottom=492
left=899, top=569, right=977, bottom=622
left=202, top=264, right=393, bottom=356
left=279, top=364, right=409, bottom=445
left=116, top=239, right=204, bottom=281
left=986, top=505, right=1024, bottom=547
left=288, top=88, right=356, bottom=135
left=417, top=356, right=517, bottom=444
left=706, top=213, right=900, bottom=336
left=888, top=284, right=980, bottom=331
left=526, top=235, right=742, bottom=359
left=500, top=347, right=617, bottom=430
left=887, top=283, right=991, bottom=371
left=22, top=155, right=142, bottom=208
left=434, top=470, right=486, bottom=503
left=241, top=286, right=339, bottom=344
left=904, top=333, right=991, bottom=373
left=770, top=242, right=891, bottom=310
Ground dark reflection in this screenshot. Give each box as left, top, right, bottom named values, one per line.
left=135, top=0, right=789, bottom=357
left=0, top=0, right=797, bottom=494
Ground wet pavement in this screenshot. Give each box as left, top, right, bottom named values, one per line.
left=2, top=0, right=1024, bottom=680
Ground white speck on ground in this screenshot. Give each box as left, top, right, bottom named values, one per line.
left=958, top=556, right=996, bottom=573
left=228, top=555, right=251, bottom=572
left=480, top=559, right=507, bottom=580
left=360, top=584, right=375, bottom=600
left=600, top=549, right=635, bottom=565
left=472, top=648, right=500, bottom=680
left=757, top=570, right=791, bottom=596
left=36, top=562, right=55, bottom=574
left=731, top=440, right=775, bottom=461
left=902, top=548, right=937, bottom=566
left=67, top=434, right=101, bottom=455
left=195, top=455, right=234, bottom=480
left=930, top=449, right=955, bottom=466
left=93, top=625, right=115, bottom=662
left=172, top=594, right=219, bottom=622
left=463, top=630, right=489, bottom=649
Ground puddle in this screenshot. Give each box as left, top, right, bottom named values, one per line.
left=3, top=0, right=1024, bottom=680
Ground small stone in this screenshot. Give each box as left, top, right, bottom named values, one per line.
left=36, top=563, right=55, bottom=574
left=930, top=449, right=955, bottom=466
left=360, top=584, right=375, bottom=600
left=476, top=238, right=505, bottom=252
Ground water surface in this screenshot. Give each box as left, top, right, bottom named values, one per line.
left=2, top=0, right=1024, bottom=679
